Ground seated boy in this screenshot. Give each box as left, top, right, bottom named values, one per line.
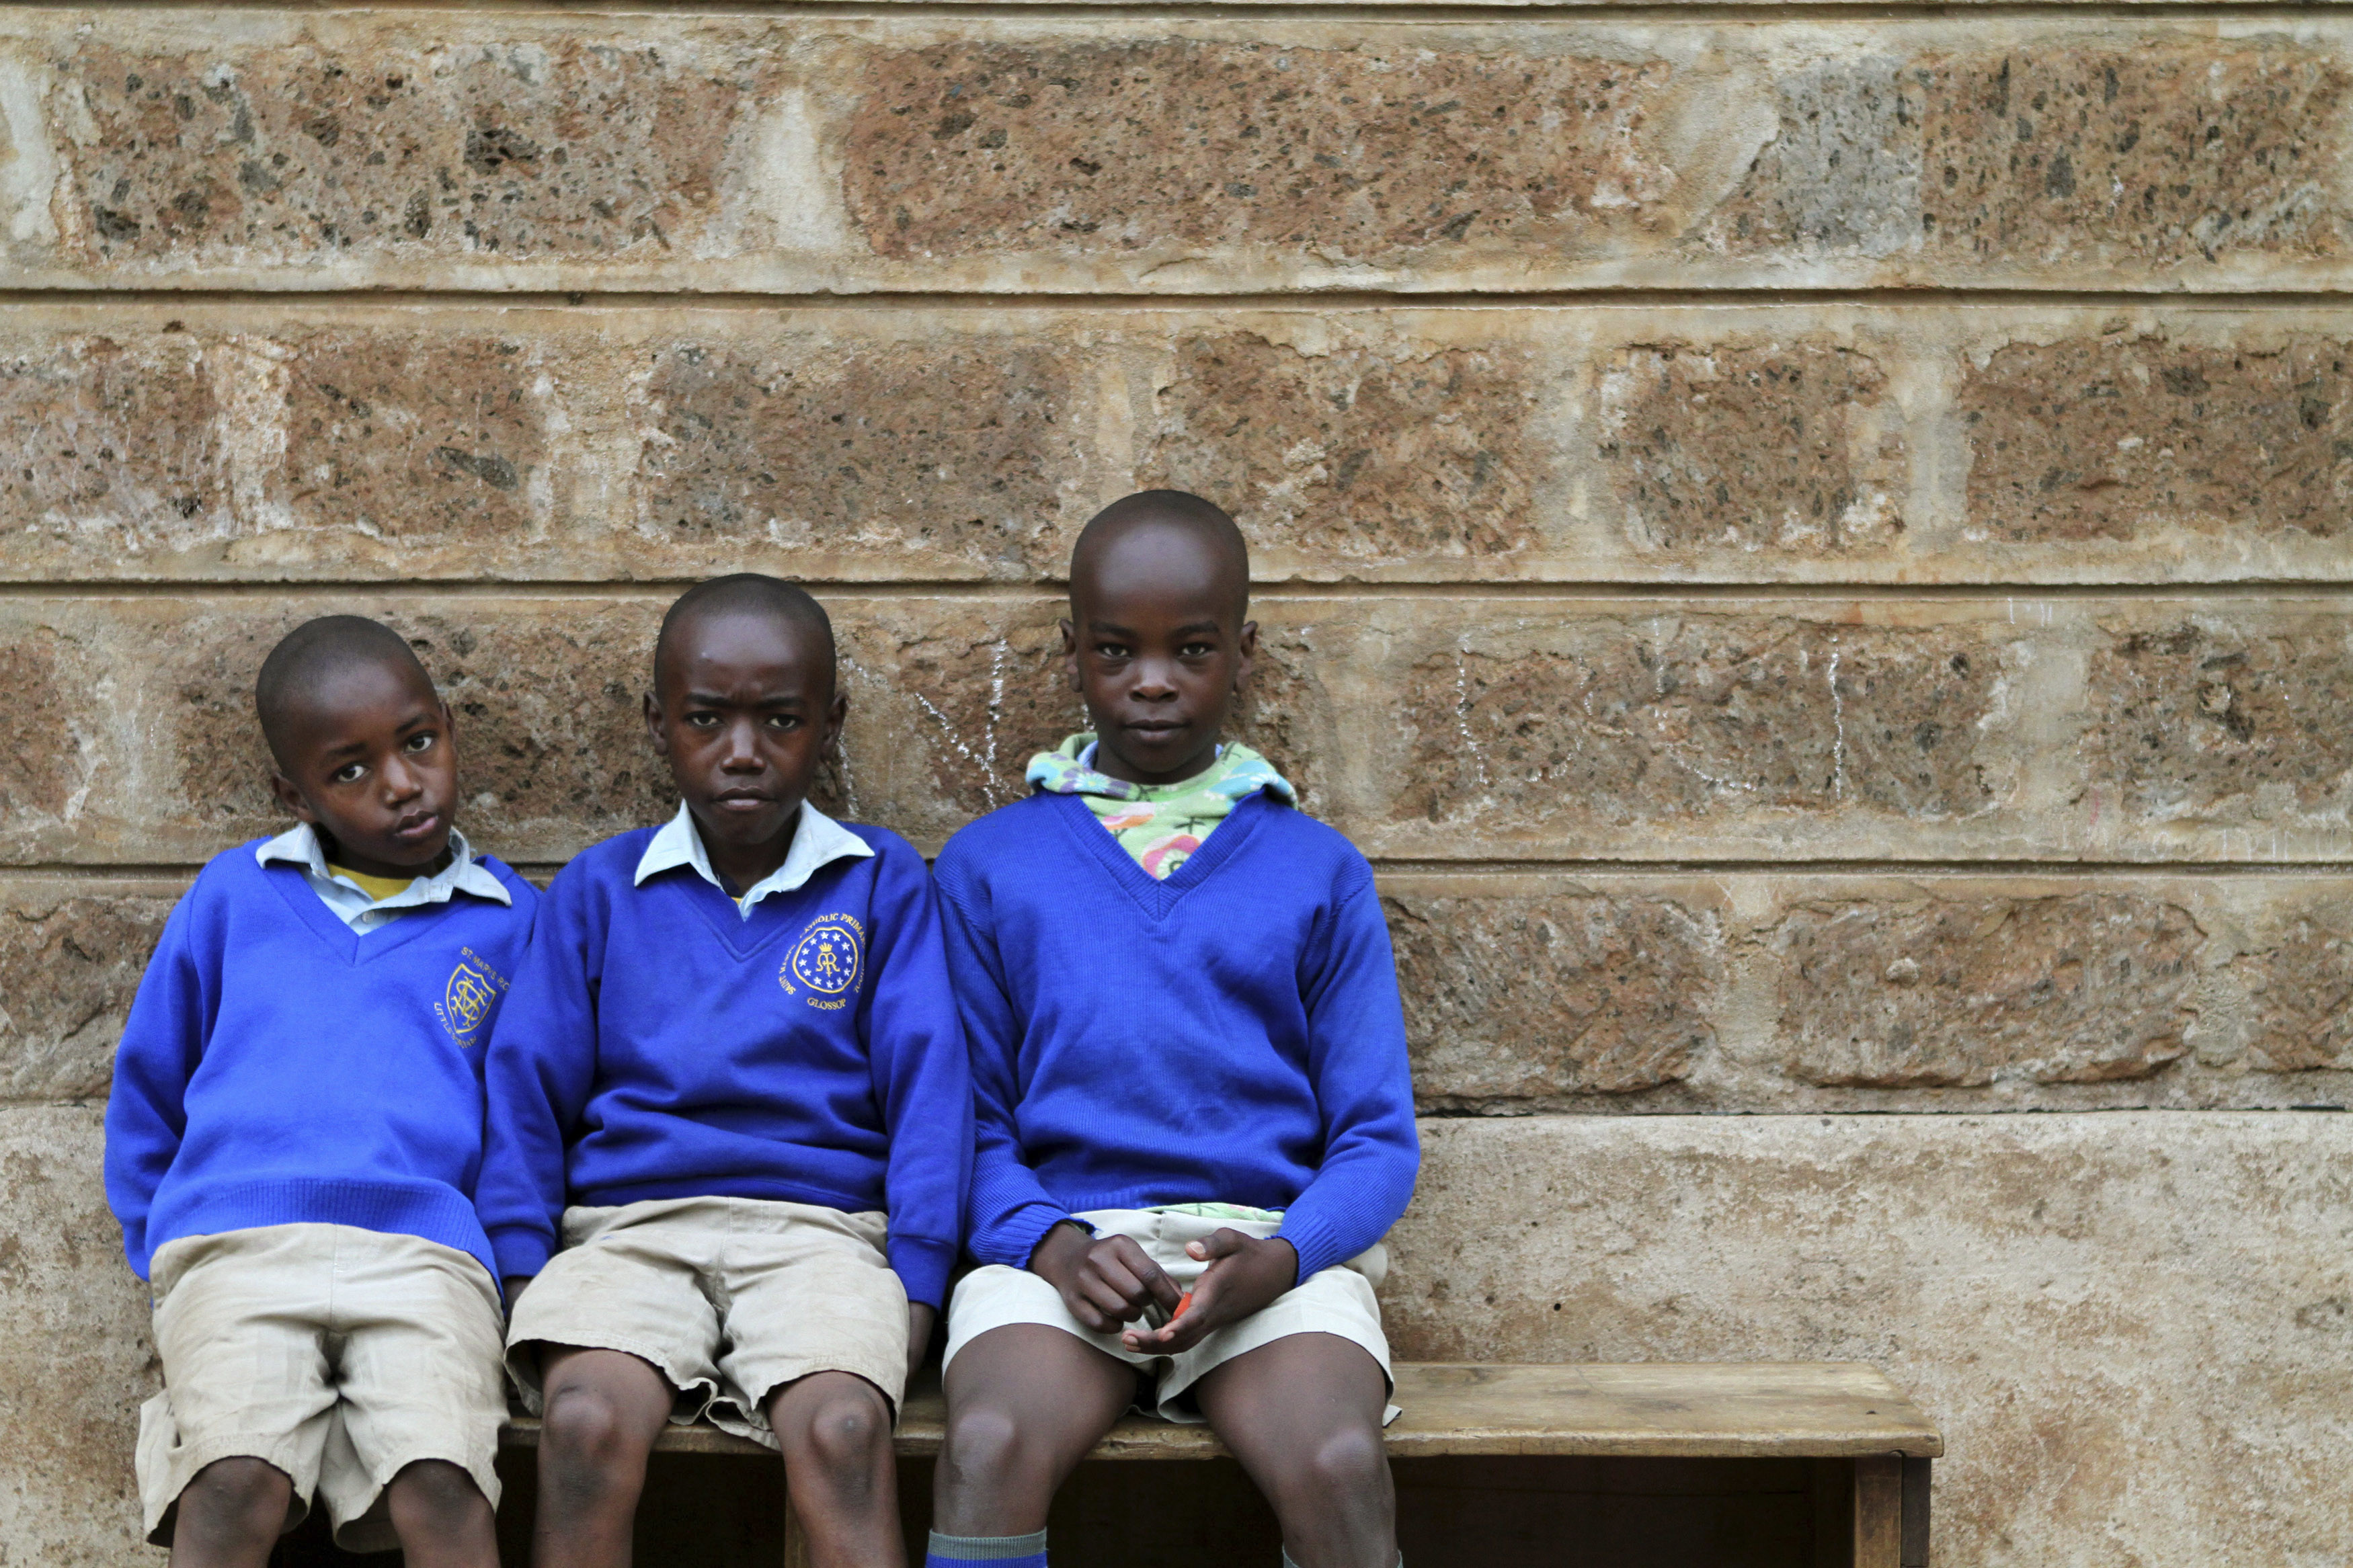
left=927, top=493, right=1421, bottom=1568
left=476, top=574, right=970, bottom=1568
left=104, top=615, right=537, bottom=1567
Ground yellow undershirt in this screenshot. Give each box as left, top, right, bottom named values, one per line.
left=327, top=864, right=418, bottom=904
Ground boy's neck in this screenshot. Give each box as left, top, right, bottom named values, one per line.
left=1092, top=735, right=1223, bottom=789
left=692, top=804, right=799, bottom=897
left=318, top=827, right=453, bottom=883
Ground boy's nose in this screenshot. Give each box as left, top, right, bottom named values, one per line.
left=719, top=720, right=766, bottom=768
left=380, top=753, right=423, bottom=798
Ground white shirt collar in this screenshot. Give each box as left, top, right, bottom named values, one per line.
left=255, top=822, right=510, bottom=931
left=632, top=800, right=875, bottom=917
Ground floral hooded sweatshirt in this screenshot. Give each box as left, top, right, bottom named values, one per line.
left=1024, top=733, right=1297, bottom=881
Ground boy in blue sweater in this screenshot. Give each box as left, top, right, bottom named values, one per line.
left=927, top=493, right=1421, bottom=1568
left=477, top=575, right=971, bottom=1568
left=104, top=616, right=538, bottom=1568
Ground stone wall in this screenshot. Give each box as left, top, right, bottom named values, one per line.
left=3, top=6, right=2348, bottom=1565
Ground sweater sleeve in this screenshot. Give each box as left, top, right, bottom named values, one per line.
left=102, top=889, right=215, bottom=1280
left=1271, top=873, right=1421, bottom=1282
left=936, top=867, right=1076, bottom=1271
left=860, top=842, right=973, bottom=1310
left=475, top=870, right=601, bottom=1280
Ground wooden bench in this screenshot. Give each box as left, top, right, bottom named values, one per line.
left=501, top=1361, right=1942, bottom=1567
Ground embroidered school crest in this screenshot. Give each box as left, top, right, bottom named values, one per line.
left=780, top=913, right=865, bottom=1012
left=436, top=947, right=511, bottom=1048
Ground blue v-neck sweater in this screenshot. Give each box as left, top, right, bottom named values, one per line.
left=473, top=825, right=971, bottom=1308
left=934, top=790, right=1419, bottom=1282
left=104, top=843, right=540, bottom=1284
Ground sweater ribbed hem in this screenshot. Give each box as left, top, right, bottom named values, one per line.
left=888, top=1235, right=957, bottom=1309
left=487, top=1223, right=555, bottom=1282
left=1271, top=1209, right=1344, bottom=1282
left=146, top=1178, right=495, bottom=1283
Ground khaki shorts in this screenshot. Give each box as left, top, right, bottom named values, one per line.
left=943, top=1208, right=1396, bottom=1424
left=136, top=1223, right=506, bottom=1555
left=506, top=1195, right=910, bottom=1448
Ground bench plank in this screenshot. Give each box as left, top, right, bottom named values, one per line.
left=500, top=1361, right=1942, bottom=1462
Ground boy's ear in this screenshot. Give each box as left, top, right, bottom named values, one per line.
left=824, top=688, right=848, bottom=753
left=641, top=690, right=672, bottom=757
left=1059, top=616, right=1081, bottom=691
left=1233, top=619, right=1259, bottom=693
left=268, top=770, right=321, bottom=826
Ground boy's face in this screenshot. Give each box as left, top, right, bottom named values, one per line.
left=1062, top=524, right=1257, bottom=787
left=267, top=659, right=459, bottom=879
left=645, top=610, right=844, bottom=857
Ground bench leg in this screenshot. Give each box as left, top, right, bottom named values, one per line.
left=1901, top=1456, right=1933, bottom=1568
left=1852, top=1456, right=1903, bottom=1568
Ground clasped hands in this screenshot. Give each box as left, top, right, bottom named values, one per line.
left=1028, top=1221, right=1298, bottom=1355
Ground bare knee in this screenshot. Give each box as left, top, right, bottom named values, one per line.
left=387, top=1458, right=487, bottom=1530
left=540, top=1384, right=652, bottom=1505
left=1304, top=1422, right=1388, bottom=1500
left=795, top=1383, right=891, bottom=1483
left=939, top=1403, right=1027, bottom=1493
left=176, top=1456, right=290, bottom=1542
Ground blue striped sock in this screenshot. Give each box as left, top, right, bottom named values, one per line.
left=925, top=1528, right=1049, bottom=1567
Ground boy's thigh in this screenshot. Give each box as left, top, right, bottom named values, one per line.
left=505, top=1200, right=727, bottom=1422
left=943, top=1262, right=1156, bottom=1379
left=325, top=1232, right=508, bottom=1501
left=711, top=1199, right=910, bottom=1427
left=1164, top=1257, right=1396, bottom=1423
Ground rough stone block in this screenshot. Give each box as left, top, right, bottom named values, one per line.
left=58, top=32, right=765, bottom=270
left=1386, top=882, right=1724, bottom=1100
left=2229, top=907, right=2353, bottom=1073
left=840, top=39, right=1681, bottom=263
left=1138, top=330, right=1541, bottom=571
left=1386, top=1112, right=2353, bottom=1568
left=0, top=1106, right=156, bottom=1566
left=0, top=332, right=227, bottom=553
left=632, top=338, right=1091, bottom=577
left=2084, top=613, right=2353, bottom=831
left=1770, top=890, right=2202, bottom=1086
left=1595, top=339, right=1906, bottom=554
left=0, top=625, right=81, bottom=828
left=0, top=881, right=180, bottom=1103
left=1960, top=333, right=2353, bottom=543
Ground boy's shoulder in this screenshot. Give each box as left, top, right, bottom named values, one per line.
left=933, top=792, right=1066, bottom=876
left=543, top=824, right=664, bottom=899
left=468, top=852, right=542, bottom=917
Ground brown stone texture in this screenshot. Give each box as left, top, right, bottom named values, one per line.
left=633, top=339, right=1088, bottom=578
left=2232, top=912, right=2353, bottom=1072
left=1596, top=339, right=1905, bottom=554
left=59, top=34, right=762, bottom=267
left=1389, top=615, right=2006, bottom=833
left=1387, top=886, right=1723, bottom=1101
left=2084, top=614, right=2353, bottom=826
left=0, top=332, right=226, bottom=552
left=1137, top=331, right=1540, bottom=569
left=1714, top=41, right=2353, bottom=276
left=1388, top=1114, right=2353, bottom=1568
left=1961, top=333, right=2353, bottom=543
left=1771, top=891, right=2202, bottom=1087
left=0, top=882, right=177, bottom=1104
left=0, top=1106, right=155, bottom=1566
left=841, top=38, right=1679, bottom=262
left=0, top=626, right=79, bottom=828
left=278, top=331, right=549, bottom=543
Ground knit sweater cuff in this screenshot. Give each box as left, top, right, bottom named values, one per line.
left=889, top=1235, right=958, bottom=1310
left=487, top=1223, right=555, bottom=1282
left=1271, top=1211, right=1342, bottom=1283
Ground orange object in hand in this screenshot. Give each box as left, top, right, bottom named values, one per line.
left=1172, top=1291, right=1195, bottom=1319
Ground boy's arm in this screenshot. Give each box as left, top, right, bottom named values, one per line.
left=102, top=895, right=214, bottom=1280
left=863, top=845, right=973, bottom=1314
left=1269, top=873, right=1421, bottom=1282
left=475, top=878, right=601, bottom=1282
left=935, top=876, right=1077, bottom=1272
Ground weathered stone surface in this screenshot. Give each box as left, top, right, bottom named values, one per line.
left=633, top=339, right=1090, bottom=577
left=0, top=882, right=179, bottom=1103
left=1961, top=334, right=2353, bottom=543
left=840, top=40, right=1681, bottom=263
left=1138, top=331, right=1540, bottom=571
left=2084, top=614, right=2353, bottom=832
left=1387, top=1112, right=2353, bottom=1568
left=0, top=626, right=80, bottom=826
left=0, top=1106, right=157, bottom=1566
left=1387, top=885, right=1722, bottom=1100
left=58, top=33, right=764, bottom=270
left=1386, top=614, right=2009, bottom=835
left=2231, top=910, right=2353, bottom=1073
left=1595, top=339, right=1905, bottom=554
left=1771, top=891, right=2202, bottom=1086
left=0, top=333, right=227, bottom=552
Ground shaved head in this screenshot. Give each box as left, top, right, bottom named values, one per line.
left=254, top=616, right=435, bottom=769
left=1069, top=491, right=1250, bottom=624
left=653, top=574, right=836, bottom=696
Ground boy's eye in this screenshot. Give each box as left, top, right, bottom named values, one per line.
left=1094, top=643, right=1129, bottom=659
left=332, top=763, right=366, bottom=784
left=766, top=714, right=801, bottom=731
left=1180, top=642, right=1213, bottom=659
left=403, top=732, right=436, bottom=753
left=686, top=713, right=720, bottom=728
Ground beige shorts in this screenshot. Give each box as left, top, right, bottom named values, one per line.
left=136, top=1223, right=506, bottom=1555
left=943, top=1207, right=1396, bottom=1424
left=506, top=1194, right=910, bottom=1448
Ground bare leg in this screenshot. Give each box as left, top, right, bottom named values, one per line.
left=386, top=1458, right=501, bottom=1568
left=763, top=1371, right=904, bottom=1568
left=167, top=1456, right=292, bottom=1568
left=530, top=1346, right=675, bottom=1568
left=1193, top=1333, right=1394, bottom=1568
left=931, top=1325, right=1138, bottom=1538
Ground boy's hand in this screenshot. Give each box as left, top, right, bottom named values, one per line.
left=908, top=1302, right=936, bottom=1380
left=1030, top=1221, right=1183, bottom=1333
left=1120, top=1230, right=1296, bottom=1357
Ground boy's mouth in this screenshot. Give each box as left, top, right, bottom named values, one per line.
left=711, top=788, right=776, bottom=813
left=389, top=809, right=442, bottom=842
